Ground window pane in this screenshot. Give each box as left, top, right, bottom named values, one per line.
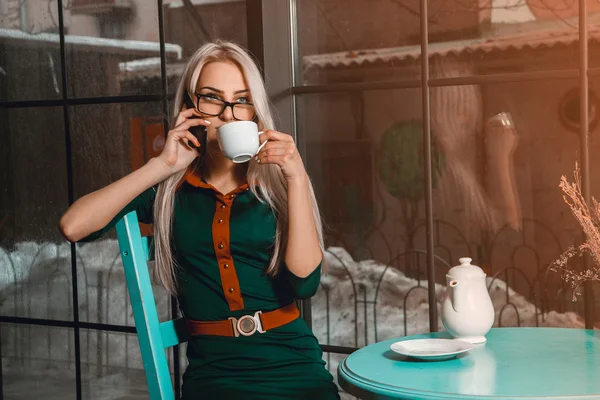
left=69, top=101, right=164, bottom=201
left=298, top=89, right=435, bottom=350
left=0, top=106, right=72, bottom=321
left=0, top=1, right=63, bottom=101
left=3, top=324, right=76, bottom=400
left=428, top=1, right=581, bottom=77
left=297, top=0, right=585, bottom=86
left=81, top=330, right=184, bottom=398
left=162, top=0, right=248, bottom=96
left=296, top=0, right=421, bottom=85
left=80, top=330, right=149, bottom=399
left=69, top=102, right=171, bottom=324
left=65, top=1, right=166, bottom=98
left=430, top=79, right=593, bottom=327
left=300, top=80, right=596, bottom=348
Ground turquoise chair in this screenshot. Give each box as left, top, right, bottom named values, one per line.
left=116, top=211, right=190, bottom=400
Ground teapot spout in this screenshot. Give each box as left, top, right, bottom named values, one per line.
left=450, top=280, right=461, bottom=313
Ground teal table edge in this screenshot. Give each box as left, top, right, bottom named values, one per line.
left=339, top=358, right=464, bottom=400
left=337, top=327, right=600, bottom=400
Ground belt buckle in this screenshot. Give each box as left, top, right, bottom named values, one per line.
left=228, top=311, right=266, bottom=337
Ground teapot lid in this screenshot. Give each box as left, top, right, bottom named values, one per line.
left=447, top=257, right=486, bottom=279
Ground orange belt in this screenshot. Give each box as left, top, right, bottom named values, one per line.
left=185, top=302, right=300, bottom=337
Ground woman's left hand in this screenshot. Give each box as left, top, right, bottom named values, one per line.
left=255, top=130, right=307, bottom=182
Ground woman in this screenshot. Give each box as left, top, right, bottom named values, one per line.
left=59, top=41, right=340, bottom=400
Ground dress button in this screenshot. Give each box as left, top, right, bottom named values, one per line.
left=228, top=288, right=234, bottom=293
left=224, top=264, right=229, bottom=269
left=218, top=243, right=224, bottom=249
left=230, top=194, right=235, bottom=199
left=220, top=204, right=226, bottom=209
left=218, top=219, right=223, bottom=223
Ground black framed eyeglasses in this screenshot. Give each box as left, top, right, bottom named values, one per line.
left=194, top=93, right=256, bottom=121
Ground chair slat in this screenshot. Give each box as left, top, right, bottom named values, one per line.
left=160, top=318, right=190, bottom=349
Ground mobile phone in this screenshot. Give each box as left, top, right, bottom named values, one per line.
left=183, top=92, right=207, bottom=156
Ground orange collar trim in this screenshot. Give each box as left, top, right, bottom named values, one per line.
left=179, top=169, right=251, bottom=196
left=184, top=171, right=213, bottom=189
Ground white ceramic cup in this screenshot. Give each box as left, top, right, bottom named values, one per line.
left=216, top=121, right=266, bottom=163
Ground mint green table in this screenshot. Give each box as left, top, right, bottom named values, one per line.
left=338, top=327, right=600, bottom=399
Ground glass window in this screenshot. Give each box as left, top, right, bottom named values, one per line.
left=297, top=89, right=435, bottom=347
left=65, top=0, right=164, bottom=98
left=0, top=106, right=72, bottom=321
left=163, top=0, right=248, bottom=95
left=80, top=330, right=147, bottom=399
left=296, top=0, right=421, bottom=85
left=297, top=1, right=582, bottom=87
left=0, top=1, right=63, bottom=101
left=429, top=79, right=592, bottom=325
left=293, top=1, right=593, bottom=350
left=3, top=324, right=76, bottom=400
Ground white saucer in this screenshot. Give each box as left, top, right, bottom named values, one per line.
left=390, top=338, right=474, bottom=361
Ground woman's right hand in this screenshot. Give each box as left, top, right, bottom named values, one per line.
left=157, top=108, right=211, bottom=172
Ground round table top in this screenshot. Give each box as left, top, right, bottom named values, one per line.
left=337, top=327, right=600, bottom=399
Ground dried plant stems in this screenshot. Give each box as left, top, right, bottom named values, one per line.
left=551, top=164, right=600, bottom=301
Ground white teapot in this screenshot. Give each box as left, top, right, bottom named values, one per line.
left=441, top=257, right=495, bottom=343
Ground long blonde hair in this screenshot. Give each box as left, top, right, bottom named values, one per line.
left=153, top=41, right=325, bottom=295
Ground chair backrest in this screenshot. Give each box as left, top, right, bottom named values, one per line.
left=116, top=211, right=190, bottom=400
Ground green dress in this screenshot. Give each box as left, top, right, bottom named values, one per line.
left=81, top=172, right=340, bottom=400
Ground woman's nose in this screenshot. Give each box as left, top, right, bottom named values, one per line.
left=220, top=105, right=234, bottom=122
